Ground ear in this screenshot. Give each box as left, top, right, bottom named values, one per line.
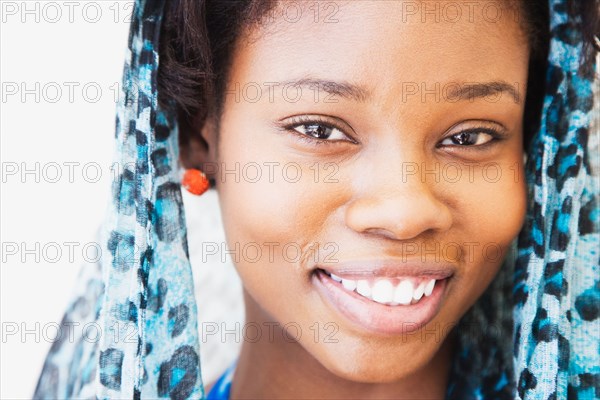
left=179, top=112, right=219, bottom=182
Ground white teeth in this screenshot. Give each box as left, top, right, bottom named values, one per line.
left=424, top=279, right=436, bottom=296
left=326, top=272, right=440, bottom=306
left=413, top=281, right=426, bottom=301
left=371, top=280, right=395, bottom=304
left=393, top=280, right=414, bottom=305
left=356, top=280, right=372, bottom=298
left=341, top=278, right=357, bottom=291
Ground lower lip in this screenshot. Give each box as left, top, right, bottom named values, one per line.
left=312, top=269, right=448, bottom=335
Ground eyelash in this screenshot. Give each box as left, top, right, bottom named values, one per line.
left=278, top=116, right=506, bottom=149
left=277, top=115, right=356, bottom=147
left=438, top=126, right=506, bottom=150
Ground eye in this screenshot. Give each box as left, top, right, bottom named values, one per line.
left=293, top=122, right=347, bottom=141
left=278, top=115, right=357, bottom=144
left=439, top=128, right=500, bottom=147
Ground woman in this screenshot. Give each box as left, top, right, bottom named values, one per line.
left=34, top=0, right=599, bottom=399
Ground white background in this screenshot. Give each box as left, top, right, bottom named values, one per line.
left=1, top=2, right=135, bottom=398
left=2, top=3, right=244, bottom=398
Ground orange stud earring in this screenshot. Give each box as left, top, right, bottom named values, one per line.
left=182, top=168, right=210, bottom=196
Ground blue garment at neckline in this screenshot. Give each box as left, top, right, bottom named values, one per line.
left=206, top=361, right=236, bottom=400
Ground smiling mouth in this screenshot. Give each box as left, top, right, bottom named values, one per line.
left=312, top=267, right=452, bottom=335
left=318, top=268, right=438, bottom=306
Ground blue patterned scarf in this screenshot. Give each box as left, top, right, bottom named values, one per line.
left=33, top=0, right=598, bottom=398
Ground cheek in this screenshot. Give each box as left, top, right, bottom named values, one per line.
left=472, top=157, right=527, bottom=253
left=216, top=136, right=329, bottom=249
left=439, top=155, right=527, bottom=320
left=214, top=116, right=335, bottom=321
left=459, top=165, right=526, bottom=247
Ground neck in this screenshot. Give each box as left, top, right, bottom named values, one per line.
left=230, top=291, right=454, bottom=399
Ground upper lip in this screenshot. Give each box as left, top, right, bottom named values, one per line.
left=314, top=259, right=456, bottom=280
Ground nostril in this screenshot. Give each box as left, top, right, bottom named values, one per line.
left=363, top=228, right=399, bottom=240
left=345, top=192, right=453, bottom=242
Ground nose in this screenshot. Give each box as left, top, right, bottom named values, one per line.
left=344, top=163, right=453, bottom=241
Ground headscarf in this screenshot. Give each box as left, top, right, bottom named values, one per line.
left=33, top=0, right=599, bottom=399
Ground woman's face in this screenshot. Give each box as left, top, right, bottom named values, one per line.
left=203, top=0, right=528, bottom=383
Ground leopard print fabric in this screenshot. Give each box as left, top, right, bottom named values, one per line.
left=34, top=1, right=203, bottom=398
left=33, top=0, right=598, bottom=399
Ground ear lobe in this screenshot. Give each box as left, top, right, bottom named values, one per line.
left=179, top=112, right=218, bottom=179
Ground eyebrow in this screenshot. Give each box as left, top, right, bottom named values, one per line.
left=263, top=77, right=520, bottom=104
left=263, top=77, right=371, bottom=102
left=445, top=81, right=521, bottom=103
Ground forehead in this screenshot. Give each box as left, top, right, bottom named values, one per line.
left=232, top=0, right=529, bottom=92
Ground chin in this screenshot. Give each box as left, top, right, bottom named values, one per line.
left=305, top=333, right=441, bottom=384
